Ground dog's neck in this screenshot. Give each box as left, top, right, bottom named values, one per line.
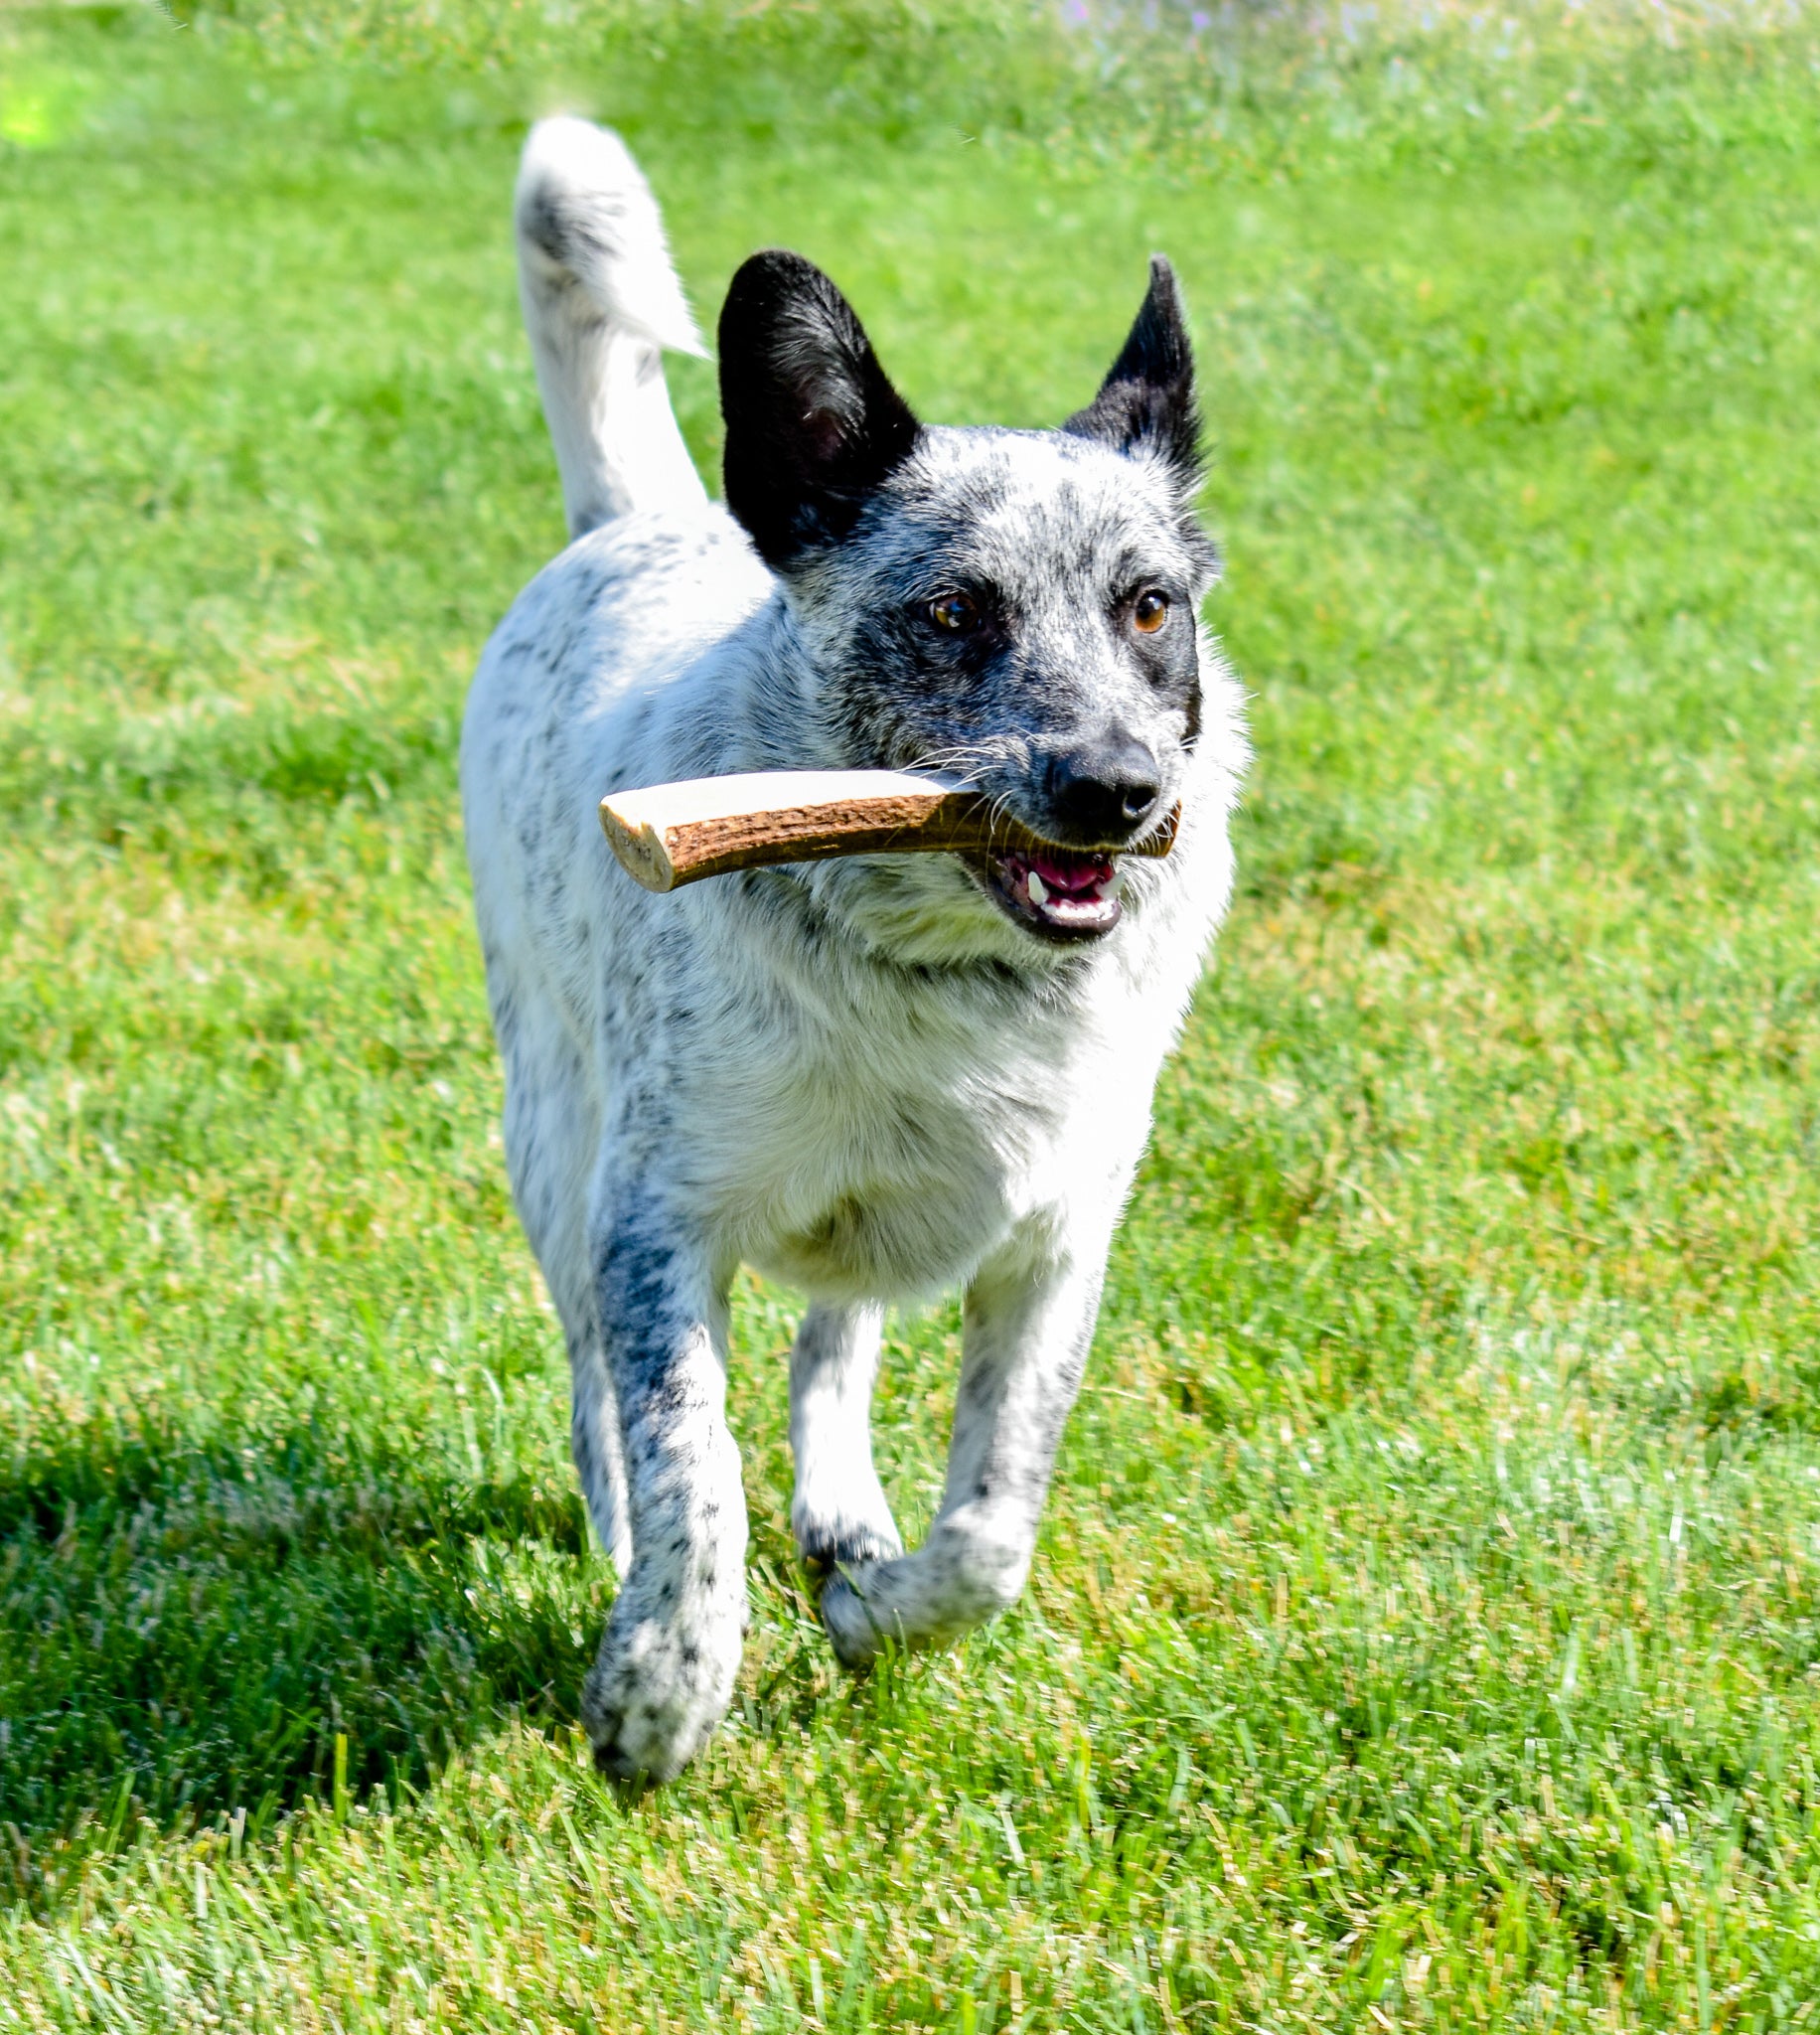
left=695, top=584, right=875, bottom=778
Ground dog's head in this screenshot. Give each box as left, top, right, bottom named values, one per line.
left=718, top=250, right=1219, bottom=954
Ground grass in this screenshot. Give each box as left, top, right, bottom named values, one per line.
left=4, top=0, right=1820, bottom=2024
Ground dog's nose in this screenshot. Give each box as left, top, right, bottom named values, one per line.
left=1046, top=741, right=1163, bottom=842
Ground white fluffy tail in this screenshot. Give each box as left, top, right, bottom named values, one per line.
left=515, top=117, right=708, bottom=538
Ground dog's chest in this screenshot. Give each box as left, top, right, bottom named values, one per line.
left=702, top=969, right=1089, bottom=1299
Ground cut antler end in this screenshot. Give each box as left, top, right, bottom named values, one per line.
left=598, top=802, right=680, bottom=892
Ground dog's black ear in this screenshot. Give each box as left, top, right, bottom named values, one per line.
left=718, top=249, right=922, bottom=569
left=1064, top=255, right=1200, bottom=491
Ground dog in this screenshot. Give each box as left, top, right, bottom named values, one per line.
left=460, top=117, right=1247, bottom=1781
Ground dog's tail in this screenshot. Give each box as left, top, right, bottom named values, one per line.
left=515, top=117, right=708, bottom=539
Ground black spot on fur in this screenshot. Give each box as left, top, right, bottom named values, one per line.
left=521, top=186, right=573, bottom=268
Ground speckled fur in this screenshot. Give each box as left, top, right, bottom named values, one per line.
left=461, top=120, right=1248, bottom=1781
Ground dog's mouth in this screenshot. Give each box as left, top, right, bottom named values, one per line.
left=982, top=846, right=1123, bottom=941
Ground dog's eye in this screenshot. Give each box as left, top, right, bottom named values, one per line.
left=927, top=593, right=981, bottom=635
left=1131, top=590, right=1170, bottom=634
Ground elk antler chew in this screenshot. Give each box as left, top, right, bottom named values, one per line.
left=598, top=770, right=1180, bottom=894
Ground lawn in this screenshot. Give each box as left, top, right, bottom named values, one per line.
left=4, top=0, right=1820, bottom=2025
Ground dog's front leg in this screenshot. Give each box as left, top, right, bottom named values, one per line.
left=581, top=1199, right=747, bottom=1783
left=820, top=1218, right=1105, bottom=1668
left=790, top=1302, right=904, bottom=1572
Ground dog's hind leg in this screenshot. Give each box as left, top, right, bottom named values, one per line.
left=565, top=1320, right=633, bottom=1580
left=497, top=990, right=632, bottom=1574
left=819, top=1218, right=1107, bottom=1668
left=581, top=1184, right=747, bottom=1783
left=789, top=1303, right=903, bottom=1573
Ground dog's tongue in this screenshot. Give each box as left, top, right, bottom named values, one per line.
left=1029, top=851, right=1116, bottom=897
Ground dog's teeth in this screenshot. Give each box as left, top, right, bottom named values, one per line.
left=1026, top=870, right=1050, bottom=906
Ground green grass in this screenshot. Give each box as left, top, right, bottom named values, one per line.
left=4, top=0, right=1820, bottom=2025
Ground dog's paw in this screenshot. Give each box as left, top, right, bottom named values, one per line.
left=792, top=1469, right=903, bottom=1578
left=581, top=1600, right=743, bottom=1784
left=797, top=1511, right=905, bottom=1578
left=821, top=1525, right=1031, bottom=1670
left=820, top=1558, right=907, bottom=1671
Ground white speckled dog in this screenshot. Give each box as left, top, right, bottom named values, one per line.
left=461, top=117, right=1247, bottom=1781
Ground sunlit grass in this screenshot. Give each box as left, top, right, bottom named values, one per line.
left=4, top=1, right=1820, bottom=2026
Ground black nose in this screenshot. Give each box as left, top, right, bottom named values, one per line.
left=1045, top=740, right=1163, bottom=843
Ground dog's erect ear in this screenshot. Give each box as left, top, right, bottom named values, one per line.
left=718, top=249, right=922, bottom=570
left=1064, top=255, right=1201, bottom=491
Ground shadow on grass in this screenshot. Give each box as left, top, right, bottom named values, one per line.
left=0, top=1409, right=597, bottom=1901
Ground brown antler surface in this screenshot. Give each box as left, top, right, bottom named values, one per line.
left=598, top=770, right=1179, bottom=893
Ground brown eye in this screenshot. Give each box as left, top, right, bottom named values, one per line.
left=1132, top=590, right=1170, bottom=634
left=928, top=592, right=980, bottom=634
